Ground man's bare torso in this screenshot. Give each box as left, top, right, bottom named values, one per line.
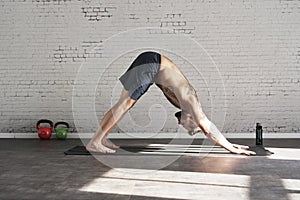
left=154, top=55, right=197, bottom=110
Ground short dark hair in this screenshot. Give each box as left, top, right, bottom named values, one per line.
left=175, top=111, right=189, bottom=122
left=175, top=111, right=182, bottom=120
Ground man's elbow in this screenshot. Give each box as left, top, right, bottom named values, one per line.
left=200, top=125, right=210, bottom=136
left=199, top=117, right=211, bottom=135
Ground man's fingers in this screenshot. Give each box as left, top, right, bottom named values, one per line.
left=244, top=150, right=256, bottom=156
left=232, top=148, right=256, bottom=156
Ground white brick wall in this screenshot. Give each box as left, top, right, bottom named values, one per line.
left=0, top=0, right=299, bottom=135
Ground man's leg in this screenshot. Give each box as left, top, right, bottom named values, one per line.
left=86, top=89, right=136, bottom=153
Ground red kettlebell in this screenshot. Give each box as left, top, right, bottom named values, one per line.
left=36, top=119, right=54, bottom=140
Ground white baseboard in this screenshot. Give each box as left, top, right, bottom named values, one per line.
left=0, top=133, right=15, bottom=139
left=1, top=132, right=300, bottom=139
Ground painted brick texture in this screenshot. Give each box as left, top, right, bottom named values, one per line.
left=0, top=0, right=299, bottom=135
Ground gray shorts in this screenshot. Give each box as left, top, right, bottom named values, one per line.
left=119, top=51, right=161, bottom=100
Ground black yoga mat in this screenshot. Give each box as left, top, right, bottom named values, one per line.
left=64, top=145, right=162, bottom=155
left=64, top=145, right=274, bottom=156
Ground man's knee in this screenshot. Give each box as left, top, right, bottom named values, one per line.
left=125, top=98, right=136, bottom=110
left=116, top=97, right=136, bottom=111
left=117, top=89, right=136, bottom=110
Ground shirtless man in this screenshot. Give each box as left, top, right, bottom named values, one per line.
left=86, top=51, right=255, bottom=155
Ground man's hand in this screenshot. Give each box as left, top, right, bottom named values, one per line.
left=230, top=144, right=256, bottom=156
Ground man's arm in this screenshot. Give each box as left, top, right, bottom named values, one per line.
left=180, top=86, right=255, bottom=155
left=199, top=117, right=255, bottom=155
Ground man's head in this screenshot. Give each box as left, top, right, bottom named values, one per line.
left=175, top=111, right=198, bottom=135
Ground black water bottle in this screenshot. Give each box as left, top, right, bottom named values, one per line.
left=256, top=123, right=263, bottom=145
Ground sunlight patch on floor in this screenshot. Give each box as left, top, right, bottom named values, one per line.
left=79, top=168, right=250, bottom=200
left=282, top=179, right=300, bottom=200
left=140, top=143, right=245, bottom=157
left=267, top=148, right=300, bottom=160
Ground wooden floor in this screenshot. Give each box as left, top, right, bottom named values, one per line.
left=0, top=138, right=300, bottom=200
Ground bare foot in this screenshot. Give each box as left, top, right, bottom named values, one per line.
left=102, top=139, right=120, bottom=149
left=86, top=142, right=116, bottom=154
